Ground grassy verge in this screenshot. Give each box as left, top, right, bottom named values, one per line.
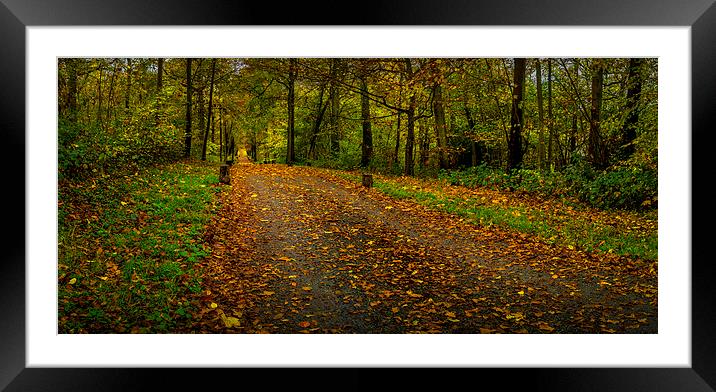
left=338, top=172, right=657, bottom=261
left=58, top=160, right=223, bottom=333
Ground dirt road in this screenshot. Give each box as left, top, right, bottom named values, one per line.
left=195, top=159, right=657, bottom=334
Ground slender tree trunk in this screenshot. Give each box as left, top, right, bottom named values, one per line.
left=67, top=59, right=79, bottom=124
left=201, top=58, right=216, bottom=161
left=157, top=58, right=163, bottom=93
left=184, top=58, right=192, bottom=158
left=329, top=58, right=340, bottom=155
left=508, top=58, right=526, bottom=171
left=97, top=61, right=104, bottom=130
left=589, top=59, right=606, bottom=169
left=125, top=58, right=132, bottom=110
left=106, top=60, right=118, bottom=125
left=308, top=83, right=328, bottom=160
left=536, top=59, right=545, bottom=170
left=394, top=112, right=401, bottom=167
left=197, top=88, right=204, bottom=152
left=404, top=100, right=416, bottom=176
left=547, top=59, right=554, bottom=170
left=286, top=58, right=297, bottom=165
left=403, top=59, right=416, bottom=176
left=360, top=75, right=373, bottom=168
left=621, top=58, right=643, bottom=159
left=419, top=118, right=429, bottom=168
left=432, top=82, right=449, bottom=169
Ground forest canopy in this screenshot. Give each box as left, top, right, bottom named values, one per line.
left=58, top=57, right=657, bottom=210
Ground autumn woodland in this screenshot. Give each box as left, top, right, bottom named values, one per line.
left=58, top=58, right=657, bottom=334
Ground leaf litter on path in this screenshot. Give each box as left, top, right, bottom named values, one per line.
left=192, top=161, right=657, bottom=334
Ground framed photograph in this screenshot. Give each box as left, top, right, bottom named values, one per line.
left=6, top=0, right=714, bottom=390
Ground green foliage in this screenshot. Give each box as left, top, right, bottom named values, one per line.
left=58, top=161, right=222, bottom=333
left=439, top=160, right=656, bottom=212
left=578, top=167, right=657, bottom=210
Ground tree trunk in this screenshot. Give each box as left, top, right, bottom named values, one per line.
left=106, top=60, right=118, bottom=125
left=360, top=75, right=373, bottom=168
left=589, top=59, right=606, bottom=169
left=547, top=59, right=554, bottom=170
left=66, top=59, right=79, bottom=124
left=432, top=82, right=449, bottom=169
left=286, top=59, right=297, bottom=165
left=404, top=101, right=416, bottom=176
left=621, top=58, right=643, bottom=159
left=308, top=83, right=328, bottom=160
left=330, top=58, right=340, bottom=155
left=201, top=58, right=216, bottom=161
left=97, top=61, right=104, bottom=130
left=403, top=59, right=416, bottom=176
left=157, top=58, right=163, bottom=93
left=125, top=58, right=132, bottom=110
left=536, top=59, right=545, bottom=170
left=184, top=58, right=192, bottom=158
left=508, top=58, right=526, bottom=171
left=419, top=118, right=429, bottom=168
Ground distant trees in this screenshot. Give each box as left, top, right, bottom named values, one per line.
left=58, top=57, right=657, bottom=185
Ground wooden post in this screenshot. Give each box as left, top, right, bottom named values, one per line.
left=362, top=173, right=373, bottom=188
left=219, top=164, right=230, bottom=184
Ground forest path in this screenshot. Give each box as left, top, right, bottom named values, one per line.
left=193, top=159, right=657, bottom=334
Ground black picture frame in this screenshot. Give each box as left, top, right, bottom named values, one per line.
left=3, top=0, right=714, bottom=390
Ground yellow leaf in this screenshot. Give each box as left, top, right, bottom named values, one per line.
left=391, top=307, right=400, bottom=313
left=221, top=314, right=240, bottom=328
left=384, top=206, right=393, bottom=210
left=120, top=201, right=127, bottom=206
left=68, top=278, right=77, bottom=285
left=445, top=311, right=456, bottom=318
left=262, top=291, right=275, bottom=296
left=209, top=302, right=218, bottom=309
left=250, top=193, right=258, bottom=198
left=552, top=274, right=559, bottom=279
left=517, top=290, right=525, bottom=295
left=302, top=286, right=312, bottom=291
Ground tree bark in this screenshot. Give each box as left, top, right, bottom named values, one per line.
left=508, top=58, right=526, bottom=171
left=184, top=58, right=193, bottom=158
left=403, top=59, right=416, bottom=176
left=157, top=58, right=164, bottom=93
left=201, top=58, right=216, bottom=161
left=536, top=59, right=546, bottom=170
left=432, top=82, right=449, bottom=169
left=589, top=59, right=606, bottom=169
left=66, top=59, right=79, bottom=124
left=360, top=75, right=373, bottom=168
left=621, top=58, right=643, bottom=159
left=547, top=59, right=554, bottom=170
left=286, top=58, right=297, bottom=165
left=308, top=82, right=328, bottom=160
left=125, top=58, right=132, bottom=110
left=329, top=58, right=340, bottom=155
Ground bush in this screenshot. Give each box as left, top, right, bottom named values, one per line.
left=437, top=160, right=657, bottom=211
left=579, top=167, right=657, bottom=210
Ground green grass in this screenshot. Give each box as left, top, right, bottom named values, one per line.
left=339, top=172, right=657, bottom=261
left=58, top=160, right=223, bottom=333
